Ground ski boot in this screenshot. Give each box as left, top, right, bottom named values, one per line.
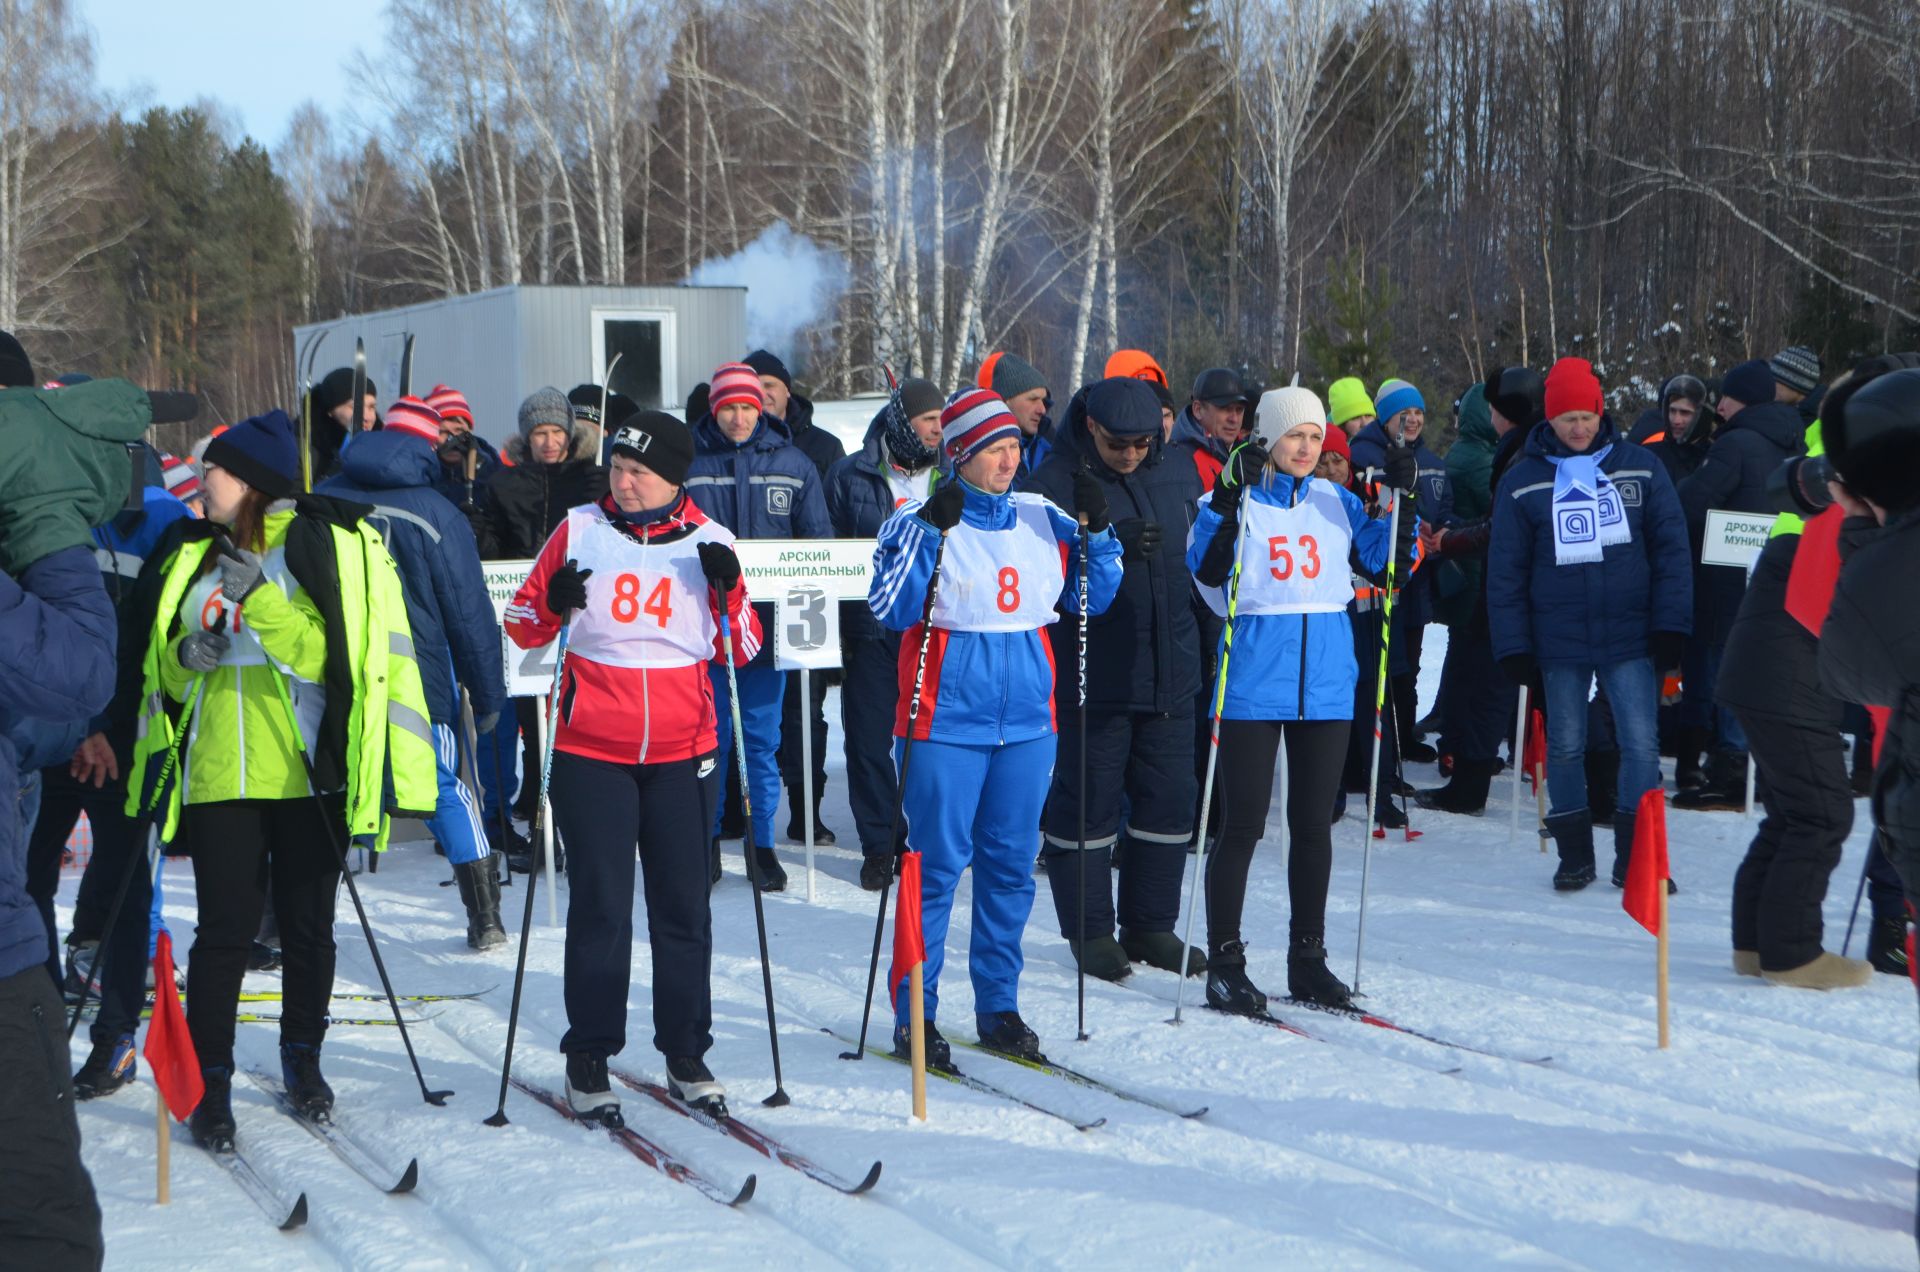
left=1546, top=810, right=1597, bottom=892
left=751, top=847, right=787, bottom=893
left=1205, top=941, right=1268, bottom=1017
left=1671, top=751, right=1747, bottom=812
left=453, top=856, right=508, bottom=950
left=565, top=1052, right=623, bottom=1127
left=248, top=940, right=283, bottom=973
left=976, top=1012, right=1045, bottom=1062
left=666, top=1055, right=728, bottom=1117
left=859, top=855, right=894, bottom=892
left=893, top=1021, right=954, bottom=1073
left=191, top=1067, right=238, bottom=1151
left=74, top=1032, right=138, bottom=1100
left=1120, top=928, right=1207, bottom=976
left=281, top=1042, right=335, bottom=1122
left=1867, top=914, right=1911, bottom=977
left=63, top=939, right=99, bottom=997
left=1287, top=937, right=1354, bottom=1009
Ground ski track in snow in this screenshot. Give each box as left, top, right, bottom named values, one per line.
left=67, top=640, right=1919, bottom=1269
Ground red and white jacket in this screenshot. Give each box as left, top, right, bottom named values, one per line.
left=506, top=493, right=760, bottom=765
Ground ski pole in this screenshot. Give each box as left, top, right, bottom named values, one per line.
left=488, top=617, right=571, bottom=1125
left=718, top=601, right=791, bottom=1108
left=842, top=519, right=950, bottom=1061
left=1839, top=831, right=1878, bottom=957
left=1171, top=463, right=1260, bottom=1026
left=1356, top=437, right=1414, bottom=995
left=1075, top=502, right=1092, bottom=1043
left=66, top=673, right=208, bottom=1039
left=265, top=668, right=451, bottom=1106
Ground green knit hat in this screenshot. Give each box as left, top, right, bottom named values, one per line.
left=1327, top=377, right=1375, bottom=428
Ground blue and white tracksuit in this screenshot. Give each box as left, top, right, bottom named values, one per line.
left=869, top=481, right=1122, bottom=1028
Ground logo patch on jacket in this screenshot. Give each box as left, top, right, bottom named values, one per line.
left=767, top=485, right=792, bottom=516
left=1617, top=479, right=1642, bottom=507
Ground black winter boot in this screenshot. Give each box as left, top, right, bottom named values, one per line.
left=1286, top=936, right=1354, bottom=1008
left=281, top=1042, right=335, bottom=1121
left=1586, top=750, right=1620, bottom=820
left=1414, top=757, right=1497, bottom=815
left=1671, top=750, right=1747, bottom=812
left=1610, top=809, right=1679, bottom=893
left=751, top=847, right=787, bottom=892
left=1119, top=928, right=1206, bottom=976
left=1545, top=810, right=1597, bottom=892
left=73, top=1032, right=138, bottom=1100
left=191, top=1066, right=237, bottom=1150
left=1205, top=941, right=1268, bottom=1016
left=1068, top=936, right=1133, bottom=982
left=453, top=857, right=507, bottom=950
left=1044, top=845, right=1118, bottom=959
left=1867, top=913, right=1911, bottom=977
left=859, top=855, right=894, bottom=892
left=976, top=1011, right=1045, bottom=1061
left=1673, top=726, right=1711, bottom=791
left=566, top=1051, right=622, bottom=1125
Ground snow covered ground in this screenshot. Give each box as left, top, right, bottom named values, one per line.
left=66, top=653, right=1919, bottom=1270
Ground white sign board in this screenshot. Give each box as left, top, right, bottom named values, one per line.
left=482, top=559, right=557, bottom=698
left=1701, top=510, right=1774, bottom=569
left=773, top=583, right=842, bottom=671
left=734, top=539, right=873, bottom=602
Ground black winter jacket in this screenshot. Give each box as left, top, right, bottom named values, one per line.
left=1715, top=532, right=1840, bottom=727
left=475, top=425, right=609, bottom=560
left=826, top=408, right=944, bottom=643
left=1022, top=401, right=1201, bottom=714
left=783, top=393, right=849, bottom=481
left=1678, top=400, right=1806, bottom=645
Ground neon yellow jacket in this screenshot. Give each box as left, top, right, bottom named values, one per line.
left=1770, top=420, right=1823, bottom=538
left=128, top=501, right=437, bottom=848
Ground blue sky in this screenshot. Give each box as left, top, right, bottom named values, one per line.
left=82, top=0, right=386, bottom=145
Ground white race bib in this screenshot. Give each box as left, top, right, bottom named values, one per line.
left=180, top=547, right=300, bottom=668
left=1197, top=484, right=1354, bottom=617
left=928, top=496, right=1065, bottom=633
left=564, top=506, right=735, bottom=667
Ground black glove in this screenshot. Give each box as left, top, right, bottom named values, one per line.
left=922, top=480, right=965, bottom=532
left=1213, top=441, right=1260, bottom=507
left=697, top=541, right=742, bottom=592
left=1500, top=653, right=1537, bottom=686
left=1383, top=443, right=1418, bottom=493
left=472, top=711, right=500, bottom=736
left=1115, top=518, right=1162, bottom=560
left=1071, top=470, right=1110, bottom=533
left=546, top=559, right=592, bottom=616
left=1650, top=631, right=1687, bottom=672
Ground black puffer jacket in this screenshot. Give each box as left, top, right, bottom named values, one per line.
left=1678, top=399, right=1806, bottom=645
left=1022, top=396, right=1201, bottom=715
left=1821, top=511, right=1920, bottom=892
left=476, top=424, right=609, bottom=559
left=1716, top=531, right=1840, bottom=727
left=826, top=407, right=944, bottom=643
left=782, top=392, right=848, bottom=482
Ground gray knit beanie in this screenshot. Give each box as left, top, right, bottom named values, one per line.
left=518, top=386, right=574, bottom=442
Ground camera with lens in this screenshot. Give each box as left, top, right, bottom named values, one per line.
left=1769, top=453, right=1838, bottom=517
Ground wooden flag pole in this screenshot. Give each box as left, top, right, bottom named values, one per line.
left=1656, top=883, right=1671, bottom=1049
left=909, top=963, right=927, bottom=1121
left=156, top=1085, right=171, bottom=1204
left=1534, top=756, right=1549, bottom=854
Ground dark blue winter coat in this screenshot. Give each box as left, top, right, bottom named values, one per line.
left=687, top=411, right=833, bottom=667
left=1349, top=416, right=1453, bottom=631
left=1, top=546, right=117, bottom=980
left=1019, top=415, right=1055, bottom=479
left=1023, top=403, right=1202, bottom=714
left=320, top=429, right=506, bottom=725
left=826, top=408, right=945, bottom=643
left=1677, top=399, right=1806, bottom=645
left=1488, top=417, right=1693, bottom=667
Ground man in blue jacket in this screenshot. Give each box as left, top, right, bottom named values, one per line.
left=0, top=527, right=113, bottom=1267
left=320, top=396, right=509, bottom=947
left=1489, top=358, right=1692, bottom=891
left=686, top=362, right=831, bottom=891
left=1024, top=377, right=1204, bottom=981
left=824, top=378, right=945, bottom=890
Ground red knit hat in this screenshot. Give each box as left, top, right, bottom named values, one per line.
left=159, top=452, right=202, bottom=503
left=425, top=383, right=472, bottom=424
left=940, top=387, right=1020, bottom=464
left=1318, top=427, right=1351, bottom=462
left=708, top=362, right=765, bottom=414
left=1543, top=357, right=1604, bottom=420
left=384, top=395, right=444, bottom=444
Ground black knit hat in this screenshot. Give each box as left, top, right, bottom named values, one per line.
left=204, top=410, right=301, bottom=499
left=897, top=377, right=943, bottom=421
left=609, top=411, right=696, bottom=486
left=0, top=330, right=34, bottom=388
left=315, top=366, right=375, bottom=415
left=1484, top=365, right=1546, bottom=428
left=743, top=349, right=792, bottom=389
left=568, top=383, right=640, bottom=430
left=1827, top=364, right=1920, bottom=515
left=685, top=382, right=710, bottom=423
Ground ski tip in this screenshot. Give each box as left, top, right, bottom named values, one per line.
left=389, top=1158, right=420, bottom=1194
left=280, top=1192, right=310, bottom=1231
left=1075, top=1117, right=1108, bottom=1133
left=1182, top=1107, right=1211, bottom=1120
left=730, top=1173, right=758, bottom=1207
left=850, top=1161, right=884, bottom=1195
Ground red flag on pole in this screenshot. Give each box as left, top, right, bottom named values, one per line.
left=887, top=851, right=925, bottom=1011
left=1522, top=708, right=1547, bottom=785
left=144, top=931, right=203, bottom=1121
left=1622, top=789, right=1671, bottom=934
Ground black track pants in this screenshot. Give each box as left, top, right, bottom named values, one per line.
left=1209, top=719, right=1348, bottom=952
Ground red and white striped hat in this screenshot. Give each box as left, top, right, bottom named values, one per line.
left=158, top=452, right=202, bottom=503
left=425, top=383, right=472, bottom=424
left=940, top=387, right=1020, bottom=464
left=384, top=395, right=444, bottom=444
left=708, top=361, right=765, bottom=414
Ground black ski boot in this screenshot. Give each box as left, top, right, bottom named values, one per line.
left=666, top=1055, right=728, bottom=1117
left=859, top=855, right=894, bottom=892
left=1119, top=928, right=1206, bottom=976
left=975, top=1011, right=1045, bottom=1062
left=1671, top=750, right=1747, bottom=812
left=1867, top=913, right=1910, bottom=977
left=281, top=1042, right=335, bottom=1122
left=751, top=847, right=787, bottom=893
left=63, top=939, right=99, bottom=997
left=1286, top=937, right=1354, bottom=1009
left=1373, top=797, right=1409, bottom=831
left=73, top=1032, right=138, bottom=1100
left=453, top=857, right=507, bottom=950
left=892, top=1021, right=955, bottom=1073
left=1205, top=940, right=1269, bottom=1016
left=565, top=1051, right=622, bottom=1126
left=247, top=941, right=282, bottom=973
left=1546, top=810, right=1597, bottom=891
left=1586, top=750, right=1620, bottom=820
left=1414, top=757, right=1496, bottom=815
left=191, top=1066, right=237, bottom=1150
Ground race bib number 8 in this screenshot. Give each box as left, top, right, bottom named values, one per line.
left=996, top=566, right=1021, bottom=613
